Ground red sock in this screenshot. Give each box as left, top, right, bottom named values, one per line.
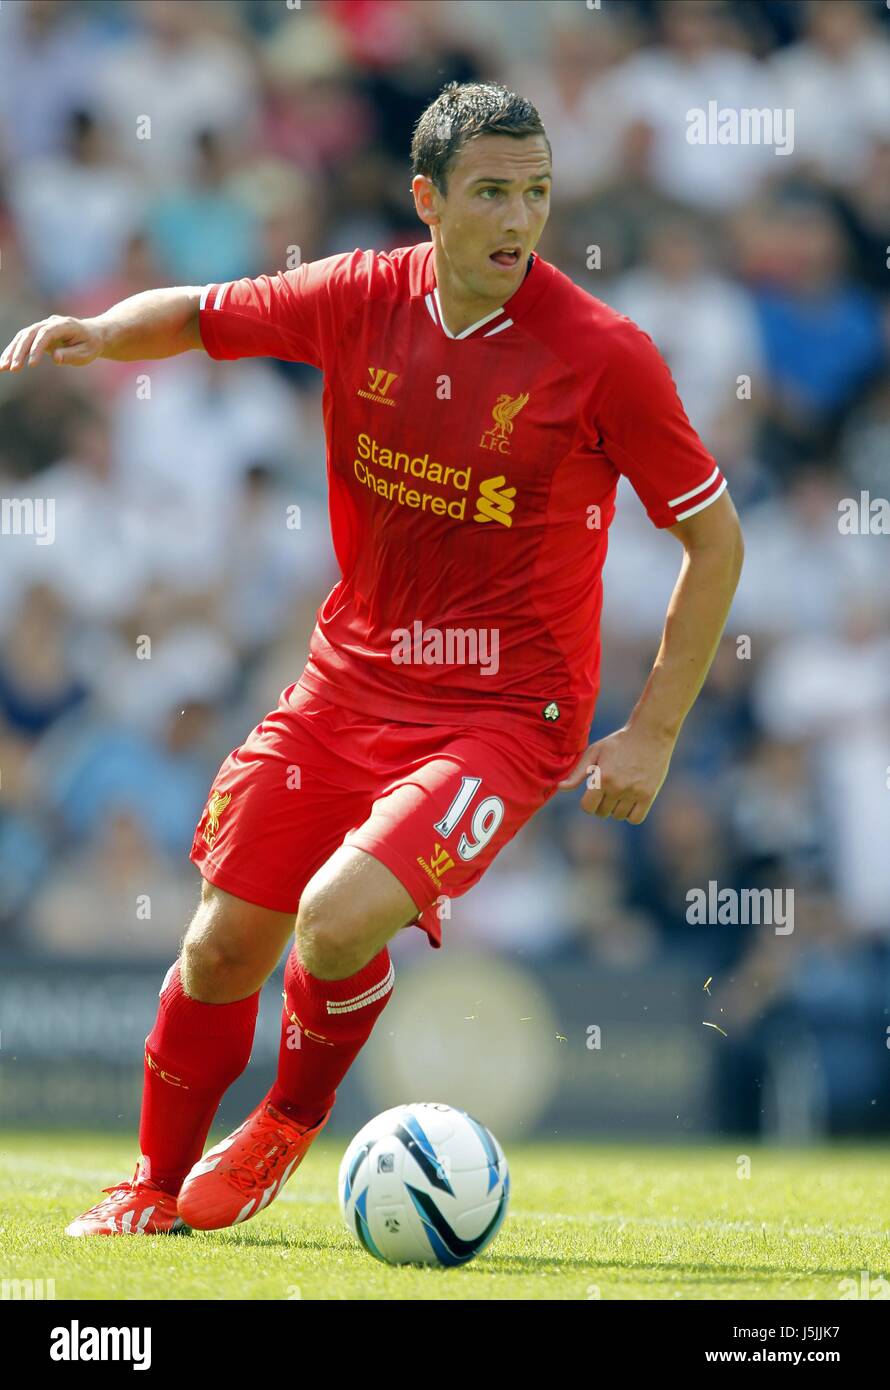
left=268, top=946, right=395, bottom=1126
left=138, top=961, right=259, bottom=1195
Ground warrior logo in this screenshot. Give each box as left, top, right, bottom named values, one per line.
left=358, top=366, right=398, bottom=407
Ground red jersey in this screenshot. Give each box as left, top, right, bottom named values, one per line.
left=198, top=243, right=726, bottom=753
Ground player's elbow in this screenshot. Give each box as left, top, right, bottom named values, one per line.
left=712, top=509, right=744, bottom=594
left=180, top=290, right=204, bottom=353
left=726, top=510, right=745, bottom=578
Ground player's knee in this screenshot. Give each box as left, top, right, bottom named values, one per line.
left=180, top=933, right=231, bottom=999
left=180, top=904, right=259, bottom=1000
left=295, top=890, right=367, bottom=980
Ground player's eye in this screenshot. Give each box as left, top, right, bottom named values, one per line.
left=478, top=187, right=502, bottom=199
left=527, top=186, right=547, bottom=199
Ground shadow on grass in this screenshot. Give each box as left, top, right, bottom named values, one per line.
left=193, top=1229, right=852, bottom=1285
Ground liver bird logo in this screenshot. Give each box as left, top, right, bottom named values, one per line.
left=480, top=391, right=530, bottom=454
left=202, top=790, right=232, bottom=849
left=491, top=392, right=529, bottom=438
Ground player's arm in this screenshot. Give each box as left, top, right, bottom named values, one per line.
left=2, top=251, right=367, bottom=374
left=633, top=489, right=744, bottom=740
left=0, top=287, right=205, bottom=372
left=560, top=491, right=744, bottom=823
left=560, top=315, right=746, bottom=823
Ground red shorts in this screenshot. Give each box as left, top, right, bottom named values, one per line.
left=189, top=680, right=586, bottom=950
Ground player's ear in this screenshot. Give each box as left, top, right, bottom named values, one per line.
left=411, top=175, right=440, bottom=228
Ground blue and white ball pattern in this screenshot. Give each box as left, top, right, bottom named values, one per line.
left=338, top=1102, right=510, bottom=1266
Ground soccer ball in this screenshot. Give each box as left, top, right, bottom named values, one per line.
left=338, top=1101, right=510, bottom=1267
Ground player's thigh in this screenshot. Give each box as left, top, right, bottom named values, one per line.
left=189, top=684, right=375, bottom=915
left=186, top=686, right=379, bottom=993
left=343, top=726, right=578, bottom=949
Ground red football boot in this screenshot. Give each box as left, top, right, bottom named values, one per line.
left=65, top=1164, right=187, bottom=1236
left=177, top=1097, right=331, bottom=1231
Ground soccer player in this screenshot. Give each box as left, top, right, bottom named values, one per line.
left=1, top=83, right=743, bottom=1236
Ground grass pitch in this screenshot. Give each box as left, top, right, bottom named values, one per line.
left=1, top=1132, right=888, bottom=1300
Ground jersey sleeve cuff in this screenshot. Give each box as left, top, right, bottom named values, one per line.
left=658, top=468, right=727, bottom=526
left=197, top=283, right=229, bottom=360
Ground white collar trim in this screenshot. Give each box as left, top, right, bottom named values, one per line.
left=425, top=287, right=508, bottom=340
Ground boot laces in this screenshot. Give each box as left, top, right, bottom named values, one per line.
left=87, top=1178, right=164, bottom=1217
left=226, top=1117, right=301, bottom=1195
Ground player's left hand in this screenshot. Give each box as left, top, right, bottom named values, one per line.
left=556, top=725, right=675, bottom=823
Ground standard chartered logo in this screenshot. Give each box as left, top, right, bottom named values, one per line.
left=352, top=432, right=516, bottom=526
left=474, top=475, right=516, bottom=526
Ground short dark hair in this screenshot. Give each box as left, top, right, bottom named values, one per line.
left=411, top=81, right=549, bottom=194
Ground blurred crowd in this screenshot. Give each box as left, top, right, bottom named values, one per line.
left=1, top=0, right=889, bottom=1133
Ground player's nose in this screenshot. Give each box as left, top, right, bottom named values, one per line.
left=501, top=198, right=536, bottom=239
left=498, top=214, right=527, bottom=243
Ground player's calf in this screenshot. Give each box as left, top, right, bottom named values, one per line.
left=66, top=881, right=293, bottom=1236
left=179, top=850, right=411, bottom=1231
left=177, top=939, right=397, bottom=1231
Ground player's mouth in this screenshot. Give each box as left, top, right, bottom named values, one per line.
left=489, top=246, right=522, bottom=269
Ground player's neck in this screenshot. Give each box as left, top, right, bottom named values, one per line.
left=432, top=244, right=524, bottom=338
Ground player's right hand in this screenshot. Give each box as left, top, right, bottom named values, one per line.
left=0, top=315, right=106, bottom=372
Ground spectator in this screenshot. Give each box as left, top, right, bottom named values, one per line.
left=613, top=0, right=778, bottom=211
left=769, top=0, right=890, bottom=187
left=610, top=211, right=764, bottom=444
left=91, top=0, right=260, bottom=187
left=6, top=108, right=147, bottom=298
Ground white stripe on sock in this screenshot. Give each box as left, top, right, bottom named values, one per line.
left=326, top=961, right=395, bottom=1014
